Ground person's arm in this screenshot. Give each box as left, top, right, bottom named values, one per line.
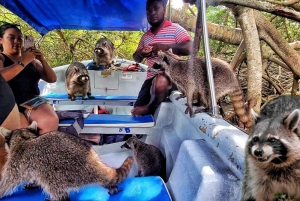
left=133, top=51, right=143, bottom=63
left=133, top=46, right=153, bottom=63
left=0, top=50, right=36, bottom=81
left=150, top=41, right=192, bottom=56
left=33, top=48, right=57, bottom=83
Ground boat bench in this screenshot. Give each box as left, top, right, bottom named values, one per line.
left=1, top=176, right=171, bottom=201
left=42, top=92, right=137, bottom=107
left=167, top=139, right=242, bottom=201
left=59, top=114, right=155, bottom=134
left=41, top=93, right=155, bottom=134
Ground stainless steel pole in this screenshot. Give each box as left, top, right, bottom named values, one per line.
left=196, top=0, right=219, bottom=116
left=168, top=0, right=172, bottom=21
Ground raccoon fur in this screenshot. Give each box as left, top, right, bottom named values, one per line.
left=121, top=135, right=166, bottom=181
left=65, top=61, right=94, bottom=101
left=0, top=121, right=133, bottom=201
left=154, top=50, right=254, bottom=129
left=242, top=95, right=300, bottom=201
left=93, top=37, right=114, bottom=68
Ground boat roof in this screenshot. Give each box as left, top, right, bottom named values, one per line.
left=0, top=0, right=151, bottom=35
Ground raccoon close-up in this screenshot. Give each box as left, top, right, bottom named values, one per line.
left=242, top=95, right=300, bottom=201
left=0, top=121, right=133, bottom=201
left=65, top=61, right=95, bottom=101
left=121, top=135, right=166, bottom=182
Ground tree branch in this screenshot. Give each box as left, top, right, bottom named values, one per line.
left=265, top=0, right=300, bottom=6
left=207, top=0, right=300, bottom=22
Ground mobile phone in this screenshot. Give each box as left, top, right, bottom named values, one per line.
left=24, top=35, right=35, bottom=49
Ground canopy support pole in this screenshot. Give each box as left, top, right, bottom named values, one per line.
left=195, top=0, right=219, bottom=116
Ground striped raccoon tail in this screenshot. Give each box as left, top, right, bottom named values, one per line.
left=228, top=88, right=256, bottom=130
left=105, top=156, right=133, bottom=194
left=115, top=156, right=133, bottom=183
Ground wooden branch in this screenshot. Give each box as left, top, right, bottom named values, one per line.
left=254, top=10, right=300, bottom=76
left=55, top=30, right=68, bottom=47
left=262, top=74, right=284, bottom=94
left=269, top=56, right=290, bottom=70
left=207, top=0, right=300, bottom=22
left=233, top=52, right=246, bottom=71
left=291, top=75, right=299, bottom=95
left=290, top=41, right=300, bottom=50
left=230, top=39, right=245, bottom=70
left=265, top=0, right=300, bottom=6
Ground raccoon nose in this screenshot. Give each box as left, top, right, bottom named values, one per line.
left=254, top=149, right=263, bottom=157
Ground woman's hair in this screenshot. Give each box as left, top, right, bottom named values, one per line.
left=0, top=22, right=22, bottom=52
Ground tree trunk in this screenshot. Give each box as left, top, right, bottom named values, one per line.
left=233, top=6, right=263, bottom=111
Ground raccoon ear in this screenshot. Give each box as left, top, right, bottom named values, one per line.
left=0, top=127, right=11, bottom=138
left=251, top=109, right=261, bottom=124
left=284, top=109, right=300, bottom=132
left=152, top=62, right=162, bottom=69
left=163, top=55, right=170, bottom=65
left=132, top=139, right=138, bottom=149
left=74, top=66, right=79, bottom=72
left=28, top=121, right=38, bottom=132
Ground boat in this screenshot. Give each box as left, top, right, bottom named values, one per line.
left=0, top=1, right=247, bottom=201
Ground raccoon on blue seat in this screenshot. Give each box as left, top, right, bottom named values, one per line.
left=65, top=61, right=95, bottom=101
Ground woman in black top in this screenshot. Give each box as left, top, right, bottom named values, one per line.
left=0, top=22, right=58, bottom=135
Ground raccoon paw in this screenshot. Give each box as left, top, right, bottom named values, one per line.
left=185, top=107, right=195, bottom=117
left=88, top=95, right=95, bottom=99
left=24, top=182, right=40, bottom=190
left=108, top=186, right=122, bottom=195
left=82, top=97, right=88, bottom=100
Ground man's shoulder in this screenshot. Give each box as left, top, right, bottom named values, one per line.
left=168, top=21, right=184, bottom=29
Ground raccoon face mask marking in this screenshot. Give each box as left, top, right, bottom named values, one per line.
left=248, top=131, right=287, bottom=164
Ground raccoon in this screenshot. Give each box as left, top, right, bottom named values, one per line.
left=242, top=96, right=300, bottom=200
left=65, top=61, right=95, bottom=101
left=154, top=50, right=254, bottom=129
left=121, top=135, right=166, bottom=181
left=93, top=37, right=114, bottom=68
left=0, top=122, right=133, bottom=201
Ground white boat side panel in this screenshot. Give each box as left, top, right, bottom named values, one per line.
left=39, top=59, right=147, bottom=96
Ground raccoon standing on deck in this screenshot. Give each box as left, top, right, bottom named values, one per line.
left=93, top=37, right=114, bottom=68
left=0, top=121, right=133, bottom=201
left=121, top=135, right=166, bottom=181
left=154, top=50, right=255, bottom=129
left=242, top=95, right=300, bottom=201
left=65, top=61, right=94, bottom=101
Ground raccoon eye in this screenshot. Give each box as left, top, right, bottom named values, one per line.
left=252, top=136, right=259, bottom=142
left=268, top=137, right=277, bottom=143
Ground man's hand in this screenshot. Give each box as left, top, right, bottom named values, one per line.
left=138, top=46, right=153, bottom=58
left=149, top=43, right=170, bottom=54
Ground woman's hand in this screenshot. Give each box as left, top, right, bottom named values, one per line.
left=21, top=48, right=36, bottom=66
left=32, top=48, right=46, bottom=62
